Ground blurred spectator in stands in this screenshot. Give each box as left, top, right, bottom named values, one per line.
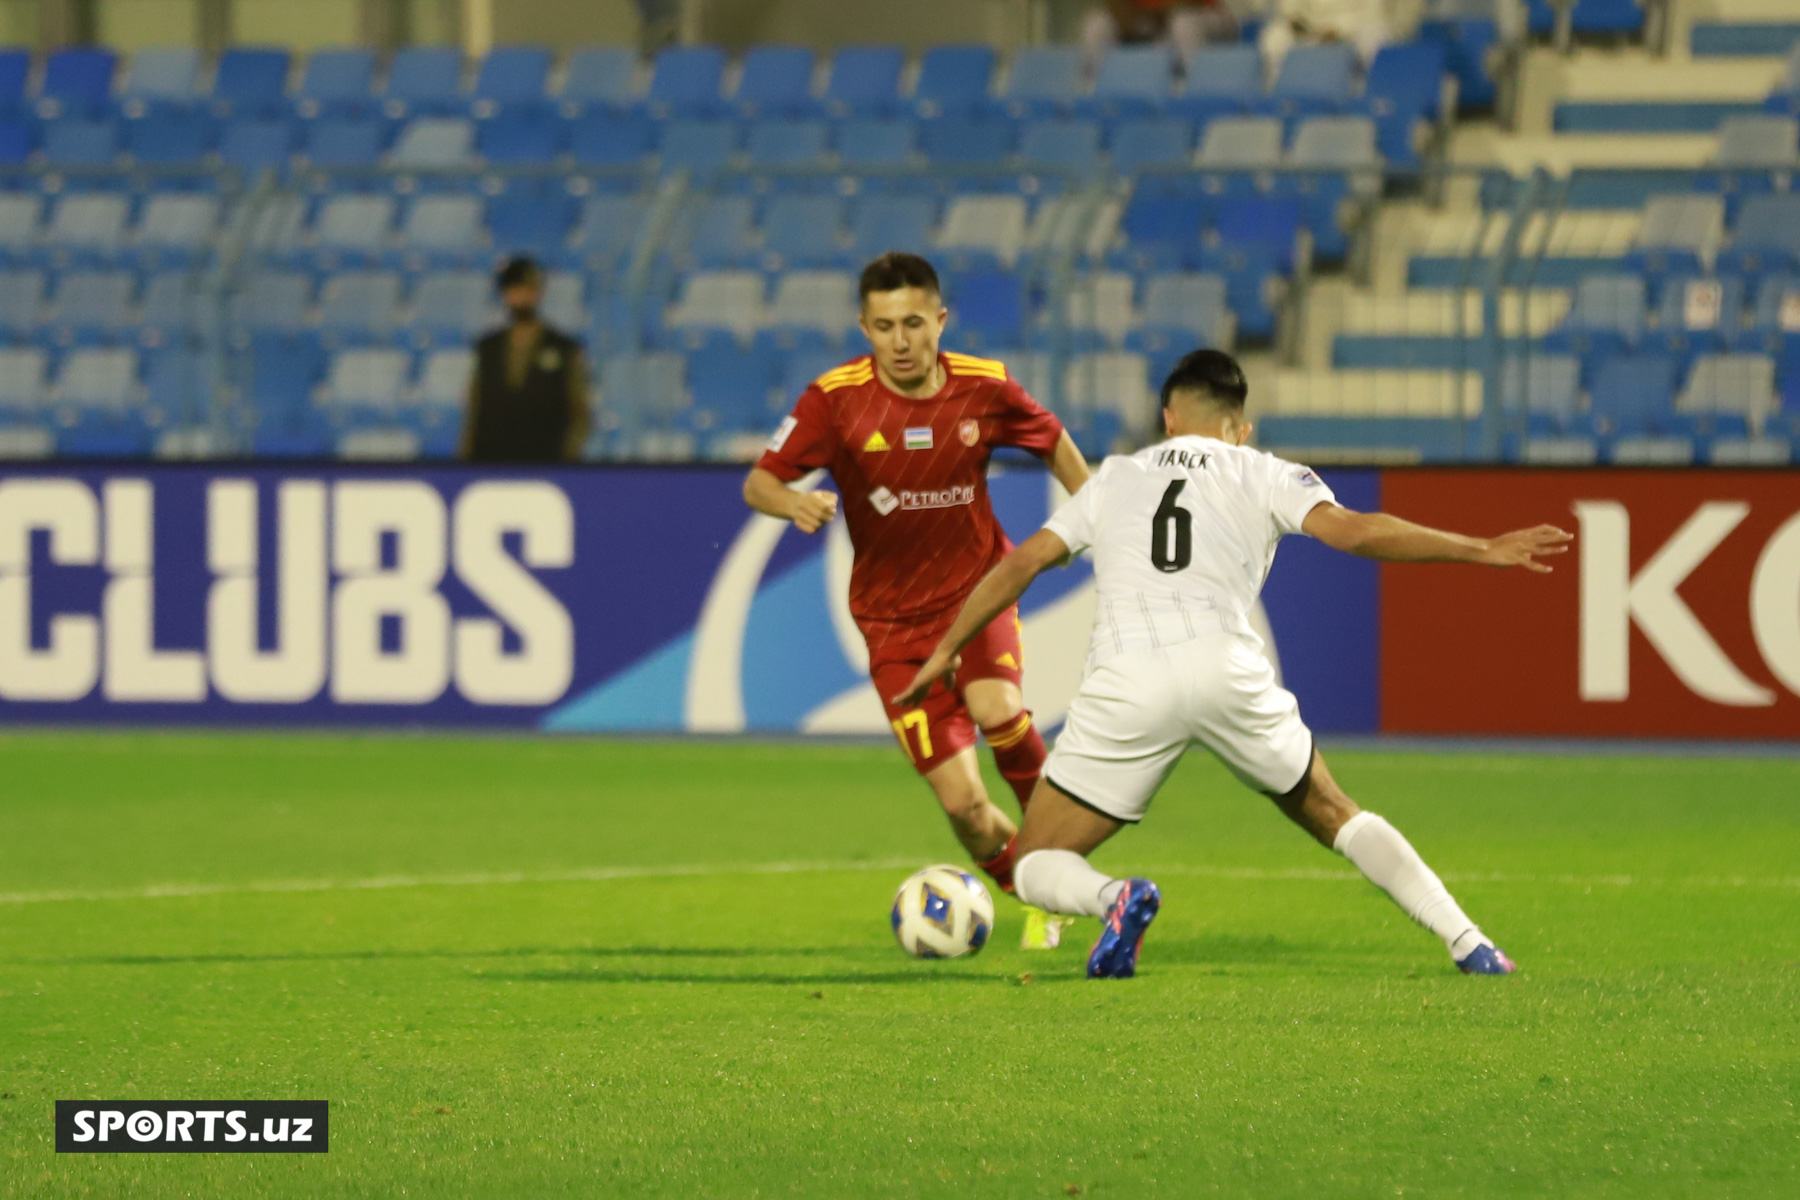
left=1258, top=0, right=1391, bottom=70
left=462, top=256, right=590, bottom=463
left=1083, top=0, right=1238, bottom=69
left=637, top=0, right=681, bottom=53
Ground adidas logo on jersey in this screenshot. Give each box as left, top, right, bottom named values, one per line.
left=862, top=430, right=890, bottom=452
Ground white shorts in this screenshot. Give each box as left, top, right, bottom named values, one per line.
left=1042, top=635, right=1315, bottom=824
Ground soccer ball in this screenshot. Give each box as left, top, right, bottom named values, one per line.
left=890, top=865, right=994, bottom=959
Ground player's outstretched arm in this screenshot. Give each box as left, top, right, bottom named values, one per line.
left=893, top=528, right=1071, bottom=707
left=742, top=467, right=838, bottom=534
left=1048, top=429, right=1092, bottom=496
left=1302, top=504, right=1572, bottom=572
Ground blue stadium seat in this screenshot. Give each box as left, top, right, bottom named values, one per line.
left=834, top=118, right=915, bottom=166
left=1716, top=193, right=1800, bottom=279
left=663, top=270, right=766, bottom=345
left=685, top=344, right=780, bottom=430
left=302, top=117, right=386, bottom=167
left=56, top=346, right=140, bottom=408
left=472, top=45, right=552, bottom=114
left=0, top=192, right=40, bottom=257
left=0, top=117, right=30, bottom=164
left=214, top=47, right=291, bottom=117
left=1625, top=194, right=1724, bottom=278
left=1526, top=0, right=1644, bottom=36
left=0, top=48, right=29, bottom=116
left=919, top=117, right=1014, bottom=165
left=139, top=271, right=199, bottom=339
left=658, top=119, right=738, bottom=173
left=1199, top=197, right=1303, bottom=338
left=120, top=48, right=200, bottom=113
left=1360, top=42, right=1448, bottom=166
left=914, top=45, right=995, bottom=117
left=821, top=46, right=905, bottom=117
left=1019, top=119, right=1103, bottom=171
left=296, top=48, right=376, bottom=118
left=762, top=195, right=846, bottom=267
left=219, top=117, right=293, bottom=173
left=1113, top=193, right=1207, bottom=271
left=383, top=47, right=464, bottom=118
left=125, top=110, right=212, bottom=164
left=734, top=46, right=815, bottom=117
left=847, top=194, right=934, bottom=261
left=569, top=111, right=654, bottom=167
left=679, top=194, right=756, bottom=266
left=312, top=194, right=396, bottom=259
left=541, top=271, right=585, bottom=329
left=42, top=118, right=119, bottom=167
left=1586, top=354, right=1678, bottom=441
left=135, top=192, right=220, bottom=263
left=45, top=193, right=130, bottom=257
left=487, top=188, right=574, bottom=258
left=1647, top=275, right=1744, bottom=365
left=1267, top=45, right=1358, bottom=118
left=0, top=346, right=47, bottom=409
left=389, top=117, right=475, bottom=169
left=322, top=345, right=410, bottom=408
left=50, top=270, right=136, bottom=342
left=0, top=268, right=43, bottom=333
left=239, top=270, right=313, bottom=333
left=398, top=195, right=483, bottom=261
left=1542, top=273, right=1648, bottom=366
left=1169, top=46, right=1261, bottom=124
left=1420, top=7, right=1501, bottom=110
left=561, top=47, right=639, bottom=113
left=996, top=46, right=1084, bottom=119
left=318, top=271, right=403, bottom=340
left=573, top=194, right=652, bottom=269
left=745, top=118, right=829, bottom=166
left=1131, top=272, right=1234, bottom=350
left=1079, top=46, right=1174, bottom=119
left=762, top=270, right=856, bottom=343
left=1110, top=119, right=1194, bottom=173
left=477, top=109, right=563, bottom=164
left=410, top=270, right=493, bottom=340
left=646, top=46, right=727, bottom=118
left=1284, top=115, right=1382, bottom=262
left=1501, top=354, right=1583, bottom=430
left=943, top=269, right=1025, bottom=350
left=40, top=48, right=117, bottom=116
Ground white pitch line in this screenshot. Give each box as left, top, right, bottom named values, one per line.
left=0, top=859, right=1794, bottom=909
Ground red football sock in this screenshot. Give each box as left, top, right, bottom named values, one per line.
left=983, top=711, right=1047, bottom=812
left=978, top=834, right=1019, bottom=894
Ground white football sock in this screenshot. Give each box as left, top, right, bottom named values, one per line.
left=1014, top=849, right=1123, bottom=918
left=1333, top=812, right=1489, bottom=959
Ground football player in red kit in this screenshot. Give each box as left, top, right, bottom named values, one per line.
left=743, top=253, right=1090, bottom=941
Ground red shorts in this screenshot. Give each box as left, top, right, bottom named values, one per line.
left=868, top=607, right=1025, bottom=776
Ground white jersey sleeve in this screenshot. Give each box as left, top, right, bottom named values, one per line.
left=1264, top=457, right=1338, bottom=537
left=1043, top=457, right=1113, bottom=556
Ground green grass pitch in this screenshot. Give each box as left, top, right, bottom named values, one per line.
left=0, top=733, right=1796, bottom=1198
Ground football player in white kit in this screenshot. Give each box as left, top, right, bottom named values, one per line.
left=895, top=350, right=1572, bottom=979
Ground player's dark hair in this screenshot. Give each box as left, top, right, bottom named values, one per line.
left=495, top=255, right=542, bottom=292
left=1160, top=348, right=1249, bottom=410
left=858, top=252, right=940, bottom=301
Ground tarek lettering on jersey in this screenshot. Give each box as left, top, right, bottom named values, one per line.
left=903, top=426, right=933, bottom=450
left=1155, top=447, right=1211, bottom=470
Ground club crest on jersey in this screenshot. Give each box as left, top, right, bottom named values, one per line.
left=903, top=426, right=933, bottom=450
left=958, top=419, right=980, bottom=447
left=868, top=486, right=900, bottom=516
left=862, top=430, right=890, bottom=453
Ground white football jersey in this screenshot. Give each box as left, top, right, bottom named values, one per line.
left=1043, top=435, right=1337, bottom=665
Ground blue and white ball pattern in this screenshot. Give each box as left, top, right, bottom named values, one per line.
left=890, top=865, right=995, bottom=959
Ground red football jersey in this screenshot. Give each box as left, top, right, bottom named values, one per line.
left=756, top=351, right=1064, bottom=659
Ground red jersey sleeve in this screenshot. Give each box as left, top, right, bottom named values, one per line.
left=755, top=385, right=839, bottom=482
left=992, top=373, right=1064, bottom=459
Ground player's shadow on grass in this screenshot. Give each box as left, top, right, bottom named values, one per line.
left=23, top=945, right=873, bottom=967
left=1145, top=932, right=1328, bottom=966
left=501, top=966, right=999, bottom=987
